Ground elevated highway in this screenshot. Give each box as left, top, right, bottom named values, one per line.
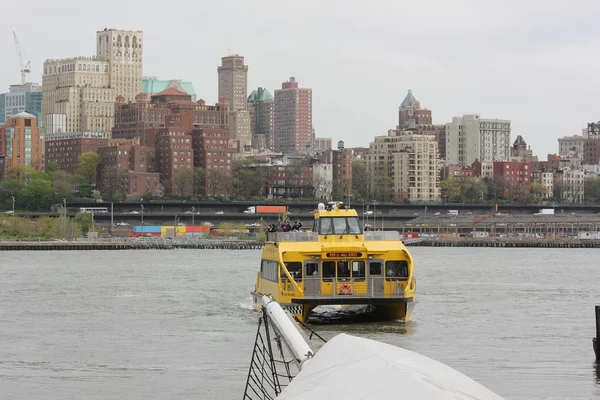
left=8, top=201, right=600, bottom=230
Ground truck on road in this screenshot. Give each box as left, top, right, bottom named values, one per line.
left=534, top=208, right=555, bottom=215
left=243, top=205, right=288, bottom=214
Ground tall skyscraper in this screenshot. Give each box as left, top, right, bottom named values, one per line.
left=0, top=83, right=42, bottom=126
left=218, top=55, right=248, bottom=111
left=273, top=77, right=313, bottom=154
left=218, top=55, right=251, bottom=148
left=248, top=87, right=274, bottom=151
left=96, top=29, right=143, bottom=103
left=43, top=28, right=143, bottom=136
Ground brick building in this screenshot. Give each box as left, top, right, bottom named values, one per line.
left=112, top=89, right=229, bottom=148
left=273, top=77, right=313, bottom=154
left=97, top=142, right=159, bottom=199
left=492, top=161, right=531, bottom=199
left=45, top=132, right=108, bottom=174
left=0, top=112, right=43, bottom=171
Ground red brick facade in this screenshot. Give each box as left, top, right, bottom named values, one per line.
left=45, top=133, right=108, bottom=174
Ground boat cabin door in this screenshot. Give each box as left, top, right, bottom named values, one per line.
left=369, top=259, right=384, bottom=297
left=304, top=261, right=320, bottom=297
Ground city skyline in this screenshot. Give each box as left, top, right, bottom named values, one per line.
left=1, top=1, right=599, bottom=157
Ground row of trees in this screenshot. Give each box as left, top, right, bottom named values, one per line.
left=439, top=175, right=597, bottom=204
left=5, top=152, right=600, bottom=208
left=0, top=152, right=101, bottom=212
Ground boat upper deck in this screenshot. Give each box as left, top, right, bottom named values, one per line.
left=267, top=231, right=402, bottom=242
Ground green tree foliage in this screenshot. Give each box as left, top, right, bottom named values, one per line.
left=75, top=152, right=101, bottom=184
left=5, top=165, right=37, bottom=184
left=351, top=161, right=369, bottom=201
left=584, top=177, right=600, bottom=204
left=18, top=178, right=58, bottom=212
left=173, top=168, right=194, bottom=196
left=232, top=160, right=264, bottom=198
left=74, top=213, right=93, bottom=234
left=440, top=177, right=462, bottom=202
left=529, top=183, right=548, bottom=203
left=46, top=162, right=60, bottom=174
left=193, top=168, right=206, bottom=196
left=49, top=170, right=77, bottom=198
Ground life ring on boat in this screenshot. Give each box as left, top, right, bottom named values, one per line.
left=339, top=284, right=352, bottom=295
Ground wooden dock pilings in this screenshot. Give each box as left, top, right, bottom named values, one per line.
left=405, top=239, right=600, bottom=248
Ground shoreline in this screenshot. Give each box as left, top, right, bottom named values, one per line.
left=0, top=239, right=264, bottom=251
left=405, top=238, right=600, bottom=248
left=3, top=238, right=600, bottom=250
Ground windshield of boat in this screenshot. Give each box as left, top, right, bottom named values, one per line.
left=318, top=217, right=361, bottom=235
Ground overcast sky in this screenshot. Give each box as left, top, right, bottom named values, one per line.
left=2, top=0, right=599, bottom=157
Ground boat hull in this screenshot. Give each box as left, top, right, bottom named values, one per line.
left=252, top=292, right=415, bottom=323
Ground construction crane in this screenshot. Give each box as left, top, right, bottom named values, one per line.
left=13, top=31, right=31, bottom=85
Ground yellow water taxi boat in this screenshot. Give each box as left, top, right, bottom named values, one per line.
left=252, top=202, right=416, bottom=323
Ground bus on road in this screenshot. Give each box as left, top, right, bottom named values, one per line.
left=79, top=207, right=108, bottom=214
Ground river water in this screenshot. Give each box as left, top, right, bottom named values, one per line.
left=0, top=248, right=598, bottom=400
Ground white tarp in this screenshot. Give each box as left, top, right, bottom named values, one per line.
left=277, top=333, right=504, bottom=400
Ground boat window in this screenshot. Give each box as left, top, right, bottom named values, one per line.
left=284, top=262, right=303, bottom=282
left=319, top=218, right=333, bottom=234
left=333, top=218, right=346, bottom=234
left=347, top=217, right=361, bottom=234
left=305, top=262, right=319, bottom=277
left=385, top=260, right=409, bottom=281
left=261, top=260, right=279, bottom=282
left=352, top=261, right=366, bottom=281
left=337, top=261, right=351, bottom=280
left=322, top=261, right=335, bottom=281
left=369, top=262, right=382, bottom=275
left=318, top=217, right=362, bottom=235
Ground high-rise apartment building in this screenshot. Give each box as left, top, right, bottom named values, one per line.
left=218, top=55, right=251, bottom=148
left=273, top=77, right=313, bottom=154
left=445, top=114, right=511, bottom=166
left=218, top=55, right=248, bottom=111
left=248, top=87, right=274, bottom=151
left=0, top=112, right=44, bottom=170
left=366, top=130, right=440, bottom=202
left=43, top=28, right=143, bottom=136
left=397, top=90, right=445, bottom=160
left=0, top=83, right=42, bottom=125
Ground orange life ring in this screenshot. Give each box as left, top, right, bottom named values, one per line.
left=339, top=283, right=352, bottom=295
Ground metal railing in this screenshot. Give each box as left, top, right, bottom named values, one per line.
left=268, top=232, right=319, bottom=242
left=297, top=276, right=409, bottom=299
left=268, top=231, right=403, bottom=242
left=363, top=231, right=401, bottom=241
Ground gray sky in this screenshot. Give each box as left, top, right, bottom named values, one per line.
left=2, top=0, right=599, bottom=158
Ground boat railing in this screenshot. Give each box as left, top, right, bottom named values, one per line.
left=268, top=231, right=319, bottom=242
left=301, top=276, right=408, bottom=299
left=363, top=231, right=402, bottom=241
left=269, top=231, right=402, bottom=242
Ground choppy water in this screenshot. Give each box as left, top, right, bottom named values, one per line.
left=0, top=248, right=599, bottom=400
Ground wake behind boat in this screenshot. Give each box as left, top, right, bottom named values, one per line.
left=251, top=202, right=416, bottom=323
